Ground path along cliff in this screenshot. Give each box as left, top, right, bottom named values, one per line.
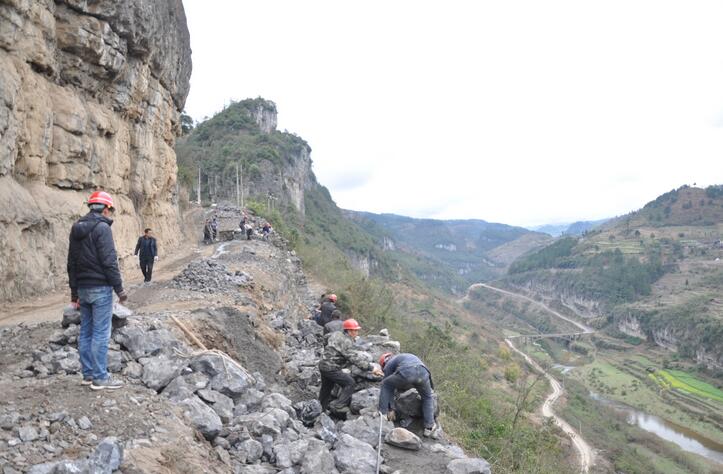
left=0, top=207, right=491, bottom=474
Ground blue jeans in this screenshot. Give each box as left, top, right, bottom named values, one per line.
left=379, top=365, right=435, bottom=428
left=78, top=286, right=113, bottom=381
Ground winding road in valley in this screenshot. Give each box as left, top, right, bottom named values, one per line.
left=466, top=283, right=595, bottom=473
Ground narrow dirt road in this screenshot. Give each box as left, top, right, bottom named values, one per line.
left=467, top=283, right=595, bottom=473
left=471, top=283, right=594, bottom=334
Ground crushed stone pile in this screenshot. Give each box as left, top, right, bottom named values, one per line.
left=170, top=259, right=253, bottom=293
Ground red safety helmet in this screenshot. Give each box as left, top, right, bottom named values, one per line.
left=379, top=352, right=394, bottom=368
left=342, top=318, right=361, bottom=331
left=87, top=191, right=114, bottom=210
left=328, top=294, right=337, bottom=303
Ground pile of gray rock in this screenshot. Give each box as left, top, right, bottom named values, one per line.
left=170, top=259, right=253, bottom=293
left=3, top=243, right=491, bottom=473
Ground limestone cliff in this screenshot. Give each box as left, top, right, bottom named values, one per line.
left=0, top=0, right=191, bottom=301
left=176, top=99, right=314, bottom=215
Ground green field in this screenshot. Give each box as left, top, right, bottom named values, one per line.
left=654, top=369, right=723, bottom=403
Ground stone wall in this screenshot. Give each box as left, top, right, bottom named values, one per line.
left=0, top=0, right=191, bottom=301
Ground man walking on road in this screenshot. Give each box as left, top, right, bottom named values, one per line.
left=378, top=352, right=438, bottom=437
left=134, top=228, right=158, bottom=283
left=67, top=191, right=126, bottom=391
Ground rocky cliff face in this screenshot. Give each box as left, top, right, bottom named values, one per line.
left=0, top=0, right=191, bottom=301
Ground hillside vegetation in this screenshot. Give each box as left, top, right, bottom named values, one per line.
left=175, top=98, right=577, bottom=473
left=502, top=185, right=723, bottom=371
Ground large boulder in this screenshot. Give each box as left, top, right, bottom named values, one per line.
left=140, top=355, right=185, bottom=391
left=114, top=326, right=181, bottom=359
left=446, top=458, right=492, bottom=474
left=61, top=307, right=81, bottom=328
left=301, top=441, right=338, bottom=474
left=27, top=437, right=123, bottom=474
left=189, top=354, right=255, bottom=400
left=350, top=387, right=380, bottom=414
left=316, top=412, right=338, bottom=445
left=385, top=427, right=421, bottom=451
left=340, top=414, right=392, bottom=448
left=236, top=439, right=263, bottom=464
left=293, top=399, right=322, bottom=427
left=394, top=388, right=439, bottom=420
left=332, top=434, right=378, bottom=474
left=180, top=395, right=222, bottom=440
left=198, top=389, right=234, bottom=424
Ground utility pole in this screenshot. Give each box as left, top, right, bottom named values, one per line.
left=240, top=164, right=244, bottom=209
left=197, top=165, right=201, bottom=205
left=235, top=163, right=240, bottom=208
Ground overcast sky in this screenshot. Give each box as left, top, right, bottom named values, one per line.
left=182, top=0, right=723, bottom=227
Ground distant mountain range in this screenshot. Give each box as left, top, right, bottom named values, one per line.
left=530, top=218, right=609, bottom=237
left=345, top=210, right=552, bottom=292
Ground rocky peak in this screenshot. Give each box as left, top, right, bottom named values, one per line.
left=250, top=99, right=278, bottom=134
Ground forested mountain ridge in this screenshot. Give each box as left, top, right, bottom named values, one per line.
left=346, top=210, right=552, bottom=293
left=503, top=185, right=723, bottom=370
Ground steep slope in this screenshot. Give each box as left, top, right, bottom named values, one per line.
left=175, top=100, right=578, bottom=473
left=0, top=0, right=192, bottom=302
left=503, top=185, right=723, bottom=370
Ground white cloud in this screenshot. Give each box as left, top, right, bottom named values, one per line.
left=183, top=0, right=723, bottom=227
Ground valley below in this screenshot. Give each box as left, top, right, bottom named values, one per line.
left=464, top=282, right=723, bottom=473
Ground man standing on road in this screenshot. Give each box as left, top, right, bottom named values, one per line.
left=67, top=191, right=126, bottom=391
left=134, top=228, right=158, bottom=283
left=378, top=352, right=438, bottom=437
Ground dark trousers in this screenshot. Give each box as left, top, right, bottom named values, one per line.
left=319, top=368, right=355, bottom=410
left=140, top=258, right=154, bottom=282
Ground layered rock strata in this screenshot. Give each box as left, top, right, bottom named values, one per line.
left=0, top=0, right=192, bottom=301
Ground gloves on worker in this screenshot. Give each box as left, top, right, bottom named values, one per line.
left=118, top=291, right=128, bottom=304
left=154, top=256, right=159, bottom=262
left=387, top=410, right=396, bottom=422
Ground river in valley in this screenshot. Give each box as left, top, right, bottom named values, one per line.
left=590, top=392, right=723, bottom=464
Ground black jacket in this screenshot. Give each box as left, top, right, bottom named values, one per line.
left=134, top=236, right=157, bottom=259
left=317, top=301, right=337, bottom=326
left=67, top=211, right=124, bottom=298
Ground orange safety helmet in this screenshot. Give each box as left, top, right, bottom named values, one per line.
left=328, top=294, right=338, bottom=303
left=342, top=318, right=361, bottom=331
left=379, top=352, right=394, bottom=368
left=87, top=191, right=115, bottom=210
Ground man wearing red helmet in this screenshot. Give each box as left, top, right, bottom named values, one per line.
left=378, top=352, right=437, bottom=437
left=318, top=318, right=383, bottom=413
left=67, top=191, right=126, bottom=391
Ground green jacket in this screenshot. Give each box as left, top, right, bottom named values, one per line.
left=319, top=331, right=372, bottom=372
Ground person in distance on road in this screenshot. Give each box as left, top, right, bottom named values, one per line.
left=261, top=222, right=272, bottom=241
left=133, top=228, right=158, bottom=283
left=67, top=191, right=126, bottom=391
left=203, top=219, right=213, bottom=244
left=378, top=352, right=438, bottom=437
left=318, top=318, right=383, bottom=414
left=211, top=215, right=219, bottom=241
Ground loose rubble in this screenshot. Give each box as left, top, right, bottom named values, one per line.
left=0, top=216, right=490, bottom=473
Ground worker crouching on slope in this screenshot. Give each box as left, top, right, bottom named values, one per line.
left=378, top=352, right=438, bottom=437
left=318, top=318, right=383, bottom=414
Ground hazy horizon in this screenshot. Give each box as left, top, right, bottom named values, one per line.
left=183, top=0, right=723, bottom=227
